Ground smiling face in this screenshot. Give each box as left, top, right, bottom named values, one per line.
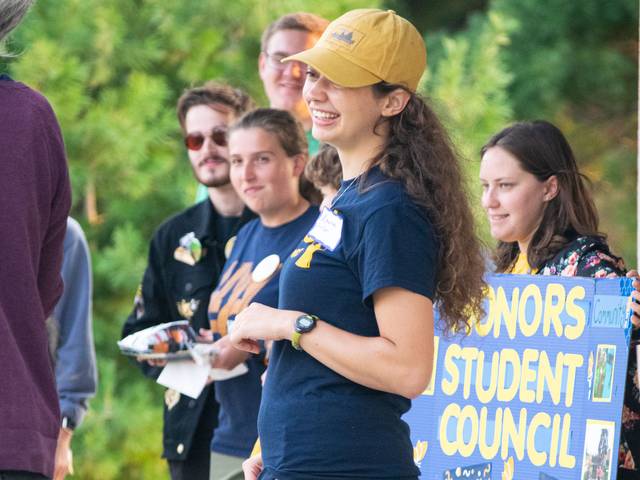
left=228, top=127, right=304, bottom=224
left=480, top=146, right=558, bottom=254
left=184, top=104, right=233, bottom=188
left=303, top=69, right=387, bottom=157
left=259, top=29, right=317, bottom=115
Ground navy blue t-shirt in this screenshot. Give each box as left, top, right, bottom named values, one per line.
left=258, top=167, right=438, bottom=479
left=208, top=206, right=319, bottom=457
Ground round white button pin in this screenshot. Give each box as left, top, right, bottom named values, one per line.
left=251, top=254, right=280, bottom=283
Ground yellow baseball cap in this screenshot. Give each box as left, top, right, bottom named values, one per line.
left=283, top=9, right=426, bottom=92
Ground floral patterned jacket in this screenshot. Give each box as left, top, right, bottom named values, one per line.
left=538, top=235, right=626, bottom=278
left=537, top=235, right=640, bottom=472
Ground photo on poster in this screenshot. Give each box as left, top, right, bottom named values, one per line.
left=592, top=344, right=616, bottom=402
left=580, top=419, right=615, bottom=480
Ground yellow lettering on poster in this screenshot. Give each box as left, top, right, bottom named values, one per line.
left=493, top=287, right=519, bottom=339
left=439, top=403, right=460, bottom=456
left=497, top=349, right=521, bottom=402
left=562, top=353, right=583, bottom=407
left=526, top=411, right=550, bottom=466
left=519, top=284, right=543, bottom=337
left=433, top=279, right=597, bottom=473
left=565, top=286, right=586, bottom=340
left=475, top=351, right=499, bottom=404
left=442, top=344, right=461, bottom=396
left=461, top=347, right=479, bottom=399
left=519, top=349, right=538, bottom=403
left=536, top=351, right=563, bottom=405
left=549, top=413, right=561, bottom=467
left=501, top=407, right=527, bottom=461
left=558, top=414, right=576, bottom=468
left=478, top=406, right=501, bottom=459
left=542, top=283, right=565, bottom=338
left=458, top=405, right=479, bottom=457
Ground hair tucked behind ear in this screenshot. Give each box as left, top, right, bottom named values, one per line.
left=372, top=83, right=486, bottom=334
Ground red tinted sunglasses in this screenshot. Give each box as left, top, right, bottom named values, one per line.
left=184, top=128, right=227, bottom=151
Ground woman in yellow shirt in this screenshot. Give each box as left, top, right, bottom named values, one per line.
left=479, top=120, right=639, bottom=475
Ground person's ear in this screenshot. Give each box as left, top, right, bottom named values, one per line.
left=543, top=175, right=559, bottom=202
left=380, top=88, right=411, bottom=118
left=258, top=52, right=267, bottom=79
left=292, top=153, right=307, bottom=177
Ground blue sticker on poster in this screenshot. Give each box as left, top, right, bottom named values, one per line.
left=404, top=275, right=632, bottom=480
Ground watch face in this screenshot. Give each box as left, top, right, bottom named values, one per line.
left=296, top=315, right=316, bottom=333
left=299, top=317, right=313, bottom=329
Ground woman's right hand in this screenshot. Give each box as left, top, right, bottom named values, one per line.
left=229, top=303, right=298, bottom=353
left=242, top=453, right=263, bottom=480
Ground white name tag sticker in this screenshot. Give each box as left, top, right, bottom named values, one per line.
left=307, top=208, right=343, bottom=251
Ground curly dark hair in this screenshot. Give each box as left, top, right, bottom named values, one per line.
left=371, top=83, right=487, bottom=334
left=305, top=143, right=342, bottom=191
left=481, top=120, right=601, bottom=272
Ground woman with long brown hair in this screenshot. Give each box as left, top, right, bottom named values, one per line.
left=228, top=9, right=485, bottom=480
left=479, top=119, right=640, bottom=477
left=480, top=120, right=624, bottom=276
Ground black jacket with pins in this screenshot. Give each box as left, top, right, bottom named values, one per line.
left=122, top=199, right=254, bottom=461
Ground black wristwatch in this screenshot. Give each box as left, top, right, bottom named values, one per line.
left=291, top=314, right=318, bottom=351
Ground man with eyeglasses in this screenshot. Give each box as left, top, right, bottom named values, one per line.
left=195, top=13, right=328, bottom=203
left=122, top=82, right=255, bottom=480
left=258, top=12, right=328, bottom=140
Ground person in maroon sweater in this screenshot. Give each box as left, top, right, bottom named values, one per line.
left=0, top=1, right=72, bottom=478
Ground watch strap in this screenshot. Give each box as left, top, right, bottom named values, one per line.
left=291, top=330, right=303, bottom=351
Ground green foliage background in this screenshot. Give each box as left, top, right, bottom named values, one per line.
left=1, top=0, right=636, bottom=477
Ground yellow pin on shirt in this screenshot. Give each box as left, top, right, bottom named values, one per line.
left=225, top=236, right=237, bottom=259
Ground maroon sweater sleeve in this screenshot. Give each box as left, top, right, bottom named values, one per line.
left=0, top=78, right=71, bottom=478
left=35, top=94, right=72, bottom=318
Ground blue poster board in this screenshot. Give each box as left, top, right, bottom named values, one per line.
left=405, top=274, right=633, bottom=480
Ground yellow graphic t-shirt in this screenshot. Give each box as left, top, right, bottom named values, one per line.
left=509, top=252, right=538, bottom=275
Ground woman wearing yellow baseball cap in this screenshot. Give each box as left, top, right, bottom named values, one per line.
left=230, top=9, right=486, bottom=479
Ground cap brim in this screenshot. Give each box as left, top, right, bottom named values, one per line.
left=284, top=46, right=381, bottom=88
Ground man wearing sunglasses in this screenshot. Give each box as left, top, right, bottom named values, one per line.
left=122, top=82, right=255, bottom=480
left=195, top=12, right=328, bottom=203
